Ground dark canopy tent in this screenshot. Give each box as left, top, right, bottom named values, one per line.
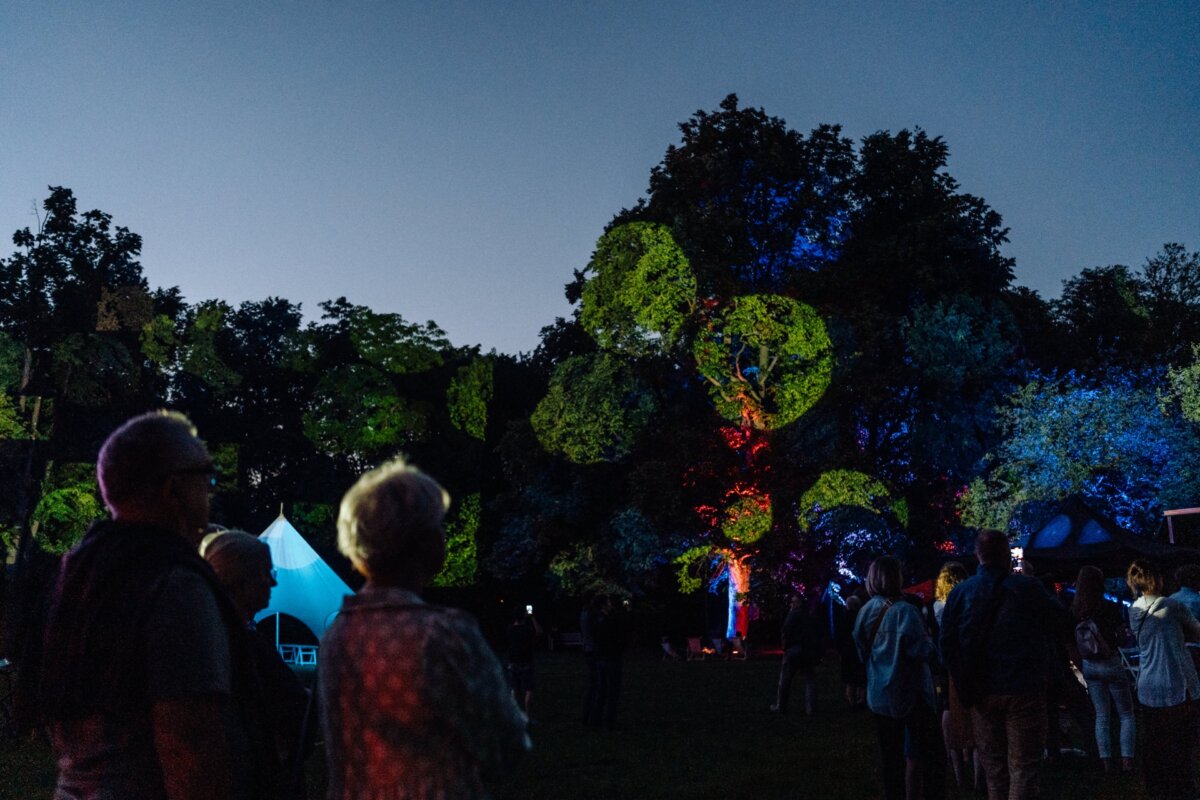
left=1022, top=495, right=1200, bottom=580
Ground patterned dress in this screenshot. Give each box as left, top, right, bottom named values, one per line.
left=319, top=586, right=529, bottom=800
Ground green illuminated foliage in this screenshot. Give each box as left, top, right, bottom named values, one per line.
left=722, top=495, right=772, bottom=544
left=181, top=301, right=241, bottom=392
left=579, top=222, right=696, bottom=355
left=693, top=294, right=833, bottom=429
left=139, top=314, right=177, bottom=368
left=447, top=358, right=494, bottom=441
left=531, top=353, right=657, bottom=463
left=32, top=463, right=104, bottom=554
left=0, top=392, right=27, bottom=439
left=0, top=331, right=21, bottom=390
left=1167, top=345, right=1200, bottom=424
left=798, top=470, right=900, bottom=531
left=303, top=364, right=428, bottom=461
left=290, top=502, right=336, bottom=552
left=673, top=545, right=712, bottom=594
left=434, top=492, right=480, bottom=587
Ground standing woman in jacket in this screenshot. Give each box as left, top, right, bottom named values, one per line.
left=853, top=556, right=945, bottom=800
left=1070, top=565, right=1135, bottom=773
left=1127, top=559, right=1200, bottom=800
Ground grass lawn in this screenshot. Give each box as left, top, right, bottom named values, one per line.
left=2, top=650, right=1154, bottom=799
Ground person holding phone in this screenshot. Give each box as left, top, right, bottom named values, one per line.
left=507, top=605, right=542, bottom=721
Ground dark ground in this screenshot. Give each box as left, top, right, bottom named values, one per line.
left=1, top=649, right=1153, bottom=799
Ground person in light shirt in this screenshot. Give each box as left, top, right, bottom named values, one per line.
left=1128, top=559, right=1200, bottom=800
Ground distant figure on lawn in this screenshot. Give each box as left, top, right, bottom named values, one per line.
left=204, top=530, right=312, bottom=796
left=580, top=593, right=603, bottom=725
left=36, top=410, right=272, bottom=799
left=940, top=529, right=1068, bottom=800
left=507, top=605, right=542, bottom=720
left=587, top=596, right=627, bottom=729
left=770, top=594, right=823, bottom=715
left=853, top=556, right=945, bottom=800
left=834, top=593, right=867, bottom=708
left=319, top=458, right=528, bottom=799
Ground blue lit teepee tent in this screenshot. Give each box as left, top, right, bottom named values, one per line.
left=256, top=511, right=354, bottom=655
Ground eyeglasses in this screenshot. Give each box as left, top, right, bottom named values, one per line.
left=172, top=464, right=219, bottom=490
left=269, top=567, right=278, bottom=581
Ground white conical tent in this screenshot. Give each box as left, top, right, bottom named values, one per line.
left=256, top=514, right=354, bottom=640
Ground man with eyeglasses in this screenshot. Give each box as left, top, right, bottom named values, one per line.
left=36, top=410, right=268, bottom=800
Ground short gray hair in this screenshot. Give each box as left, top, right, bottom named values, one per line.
left=98, top=410, right=205, bottom=511
left=202, top=530, right=270, bottom=589
left=337, top=458, right=450, bottom=572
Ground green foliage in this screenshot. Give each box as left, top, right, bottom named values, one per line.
left=447, top=358, right=494, bottom=440
left=434, top=492, right=480, bottom=587
left=797, top=470, right=898, bottom=531
left=722, top=495, right=772, bottom=544
left=32, top=463, right=103, bottom=554
left=579, top=222, right=696, bottom=355
left=209, top=443, right=239, bottom=492
left=548, top=543, right=627, bottom=598
left=349, top=308, right=448, bottom=374
left=182, top=301, right=241, bottom=391
left=673, top=545, right=712, bottom=594
left=51, top=333, right=137, bottom=406
left=530, top=353, right=657, bottom=464
left=0, top=392, right=28, bottom=439
left=139, top=313, right=177, bottom=368
left=693, top=295, right=833, bottom=429
left=1166, top=344, right=1200, bottom=424
left=303, top=364, right=429, bottom=461
left=0, top=331, right=21, bottom=390
left=291, top=502, right=337, bottom=552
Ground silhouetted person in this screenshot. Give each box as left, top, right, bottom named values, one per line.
left=203, top=530, right=311, bottom=799
left=37, top=411, right=268, bottom=800
left=771, top=594, right=822, bottom=714
left=506, top=606, right=542, bottom=720
left=591, top=596, right=626, bottom=729
left=580, top=594, right=603, bottom=726
left=940, top=529, right=1068, bottom=800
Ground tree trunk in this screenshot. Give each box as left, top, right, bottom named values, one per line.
left=726, top=555, right=750, bottom=639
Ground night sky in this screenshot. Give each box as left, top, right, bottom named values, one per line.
left=3, top=1, right=1197, bottom=354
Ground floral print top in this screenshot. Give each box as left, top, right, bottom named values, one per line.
left=319, top=586, right=529, bottom=800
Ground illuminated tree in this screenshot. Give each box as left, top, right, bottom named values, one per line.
left=530, top=353, right=658, bottom=464
left=447, top=358, right=494, bottom=441
left=961, top=371, right=1200, bottom=537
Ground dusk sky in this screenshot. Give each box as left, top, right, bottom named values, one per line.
left=3, top=1, right=1197, bottom=355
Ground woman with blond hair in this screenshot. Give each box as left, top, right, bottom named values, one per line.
left=1127, top=559, right=1200, bottom=800
left=319, top=459, right=528, bottom=799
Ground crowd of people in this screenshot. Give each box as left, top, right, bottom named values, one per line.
left=11, top=409, right=1200, bottom=800
left=833, top=530, right=1200, bottom=800
left=21, top=410, right=528, bottom=800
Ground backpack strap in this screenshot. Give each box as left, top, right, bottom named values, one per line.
left=865, top=600, right=897, bottom=653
